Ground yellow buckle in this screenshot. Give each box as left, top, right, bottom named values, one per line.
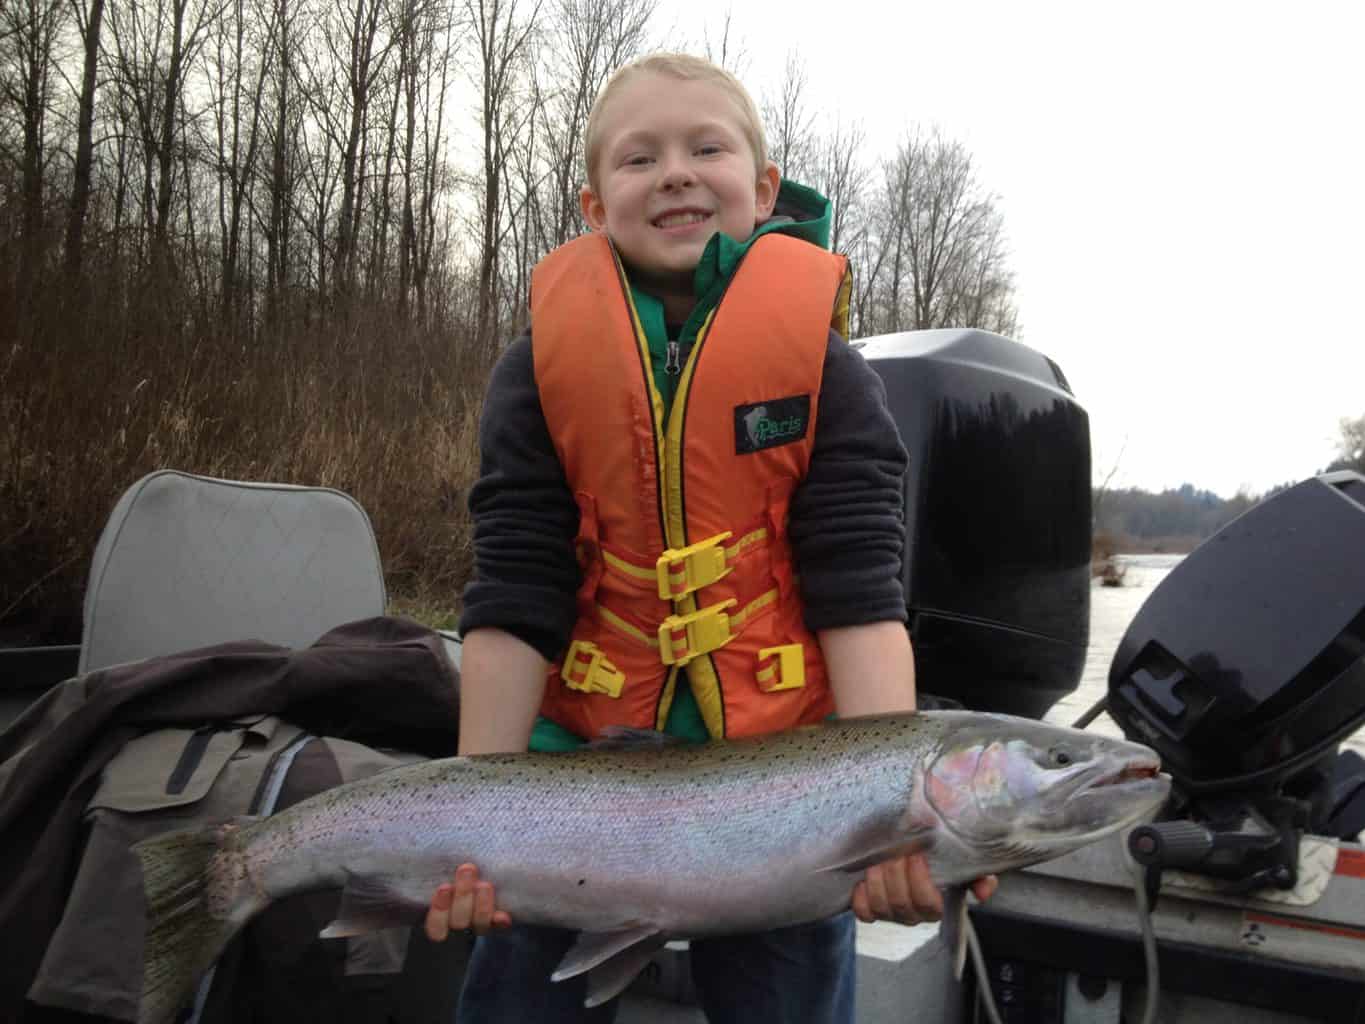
left=561, top=641, right=625, bottom=698
left=757, top=644, right=806, bottom=692
left=656, top=531, right=733, bottom=600
left=658, top=599, right=738, bottom=667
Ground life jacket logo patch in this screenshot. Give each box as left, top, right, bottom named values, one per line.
left=734, top=395, right=811, bottom=454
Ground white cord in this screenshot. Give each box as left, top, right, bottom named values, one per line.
left=1132, top=864, right=1161, bottom=1024
left=963, top=871, right=1161, bottom=1024
left=965, top=914, right=1005, bottom=1024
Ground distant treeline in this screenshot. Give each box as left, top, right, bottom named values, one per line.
left=1094, top=418, right=1364, bottom=554
left=1094, top=483, right=1265, bottom=553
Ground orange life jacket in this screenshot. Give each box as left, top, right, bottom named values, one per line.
left=531, top=232, right=853, bottom=739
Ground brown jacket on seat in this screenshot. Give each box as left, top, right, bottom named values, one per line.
left=0, top=616, right=460, bottom=1021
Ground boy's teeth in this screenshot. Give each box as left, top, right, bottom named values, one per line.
left=656, top=211, right=708, bottom=228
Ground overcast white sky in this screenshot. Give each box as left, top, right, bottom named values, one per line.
left=654, top=0, right=1364, bottom=497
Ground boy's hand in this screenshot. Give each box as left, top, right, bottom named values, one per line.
left=851, top=852, right=998, bottom=925
left=424, top=863, right=512, bottom=941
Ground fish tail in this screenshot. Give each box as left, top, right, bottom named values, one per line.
left=133, top=819, right=267, bottom=1024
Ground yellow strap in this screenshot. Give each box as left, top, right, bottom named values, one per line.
left=832, top=264, right=853, bottom=340
left=658, top=599, right=738, bottom=667
left=600, top=528, right=770, bottom=590
left=756, top=643, right=805, bottom=692
left=655, top=588, right=779, bottom=666
left=730, top=587, right=778, bottom=628
left=656, top=531, right=733, bottom=599
left=601, top=549, right=658, bottom=584
left=654, top=665, right=680, bottom=731
left=727, top=528, right=769, bottom=561
left=594, top=587, right=778, bottom=659
left=597, top=605, right=660, bottom=648
left=561, top=640, right=625, bottom=698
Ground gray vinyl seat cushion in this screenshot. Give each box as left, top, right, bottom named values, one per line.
left=80, top=470, right=387, bottom=674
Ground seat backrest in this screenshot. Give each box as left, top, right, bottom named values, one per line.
left=80, top=470, right=387, bottom=674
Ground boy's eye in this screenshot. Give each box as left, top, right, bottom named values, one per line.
left=624, top=154, right=652, bottom=167
left=696, top=144, right=723, bottom=156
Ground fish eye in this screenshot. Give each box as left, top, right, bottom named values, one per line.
left=1048, top=746, right=1074, bottom=768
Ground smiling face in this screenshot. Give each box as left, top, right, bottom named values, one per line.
left=581, top=71, right=780, bottom=316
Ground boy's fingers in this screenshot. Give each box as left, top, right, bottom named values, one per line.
left=424, top=884, right=453, bottom=942
left=904, top=855, right=943, bottom=921
left=862, top=863, right=891, bottom=920
left=850, top=880, right=876, bottom=923
left=472, top=882, right=496, bottom=934
left=447, top=864, right=478, bottom=930
left=878, top=858, right=916, bottom=922
left=971, top=874, right=999, bottom=903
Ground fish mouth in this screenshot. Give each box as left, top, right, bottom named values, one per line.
left=1060, top=756, right=1171, bottom=835
left=1070, top=754, right=1164, bottom=799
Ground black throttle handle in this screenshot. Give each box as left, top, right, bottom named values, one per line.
left=1129, top=821, right=1215, bottom=869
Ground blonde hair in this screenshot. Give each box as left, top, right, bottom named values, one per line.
left=583, top=52, right=769, bottom=192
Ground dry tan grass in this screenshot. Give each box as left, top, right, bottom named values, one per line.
left=1, top=266, right=493, bottom=646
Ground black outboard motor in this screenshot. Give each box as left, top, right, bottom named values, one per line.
left=861, top=329, right=1092, bottom=719
left=1109, top=471, right=1365, bottom=892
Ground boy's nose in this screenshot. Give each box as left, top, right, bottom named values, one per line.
left=658, top=155, right=695, bottom=190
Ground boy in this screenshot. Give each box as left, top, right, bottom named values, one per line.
left=426, top=53, right=995, bottom=1022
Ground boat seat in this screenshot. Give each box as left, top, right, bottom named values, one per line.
left=80, top=470, right=387, bottom=674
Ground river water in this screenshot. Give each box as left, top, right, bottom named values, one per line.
left=1044, top=553, right=1365, bottom=760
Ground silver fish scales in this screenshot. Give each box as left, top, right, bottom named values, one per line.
left=134, top=711, right=1169, bottom=1023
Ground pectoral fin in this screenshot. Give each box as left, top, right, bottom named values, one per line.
left=939, top=885, right=969, bottom=980
left=319, top=873, right=424, bottom=938
left=549, top=926, right=666, bottom=1008
left=551, top=924, right=662, bottom=982
left=584, top=937, right=667, bottom=1007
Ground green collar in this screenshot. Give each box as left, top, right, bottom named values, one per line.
left=691, top=179, right=831, bottom=304
left=628, top=179, right=834, bottom=410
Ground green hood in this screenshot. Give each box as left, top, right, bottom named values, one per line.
left=691, top=178, right=833, bottom=301
left=632, top=178, right=834, bottom=400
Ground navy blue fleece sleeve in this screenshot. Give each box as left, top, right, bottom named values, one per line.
left=790, top=333, right=910, bottom=630
left=457, top=332, right=581, bottom=660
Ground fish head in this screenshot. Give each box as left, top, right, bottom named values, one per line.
left=921, top=714, right=1170, bottom=867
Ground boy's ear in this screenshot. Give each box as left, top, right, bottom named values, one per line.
left=581, top=186, right=608, bottom=231
left=755, top=161, right=781, bottom=220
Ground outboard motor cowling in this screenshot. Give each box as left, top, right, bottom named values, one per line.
left=1111, top=471, right=1365, bottom=893
left=860, top=329, right=1092, bottom=719
left=1108, top=471, right=1365, bottom=793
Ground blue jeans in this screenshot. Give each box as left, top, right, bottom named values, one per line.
left=456, top=913, right=857, bottom=1024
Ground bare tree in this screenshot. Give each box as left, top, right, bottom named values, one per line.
left=698, top=8, right=745, bottom=76
left=1331, top=414, right=1365, bottom=474
left=807, top=115, right=867, bottom=256
left=311, top=0, right=397, bottom=307
left=63, top=0, right=106, bottom=278
left=468, top=0, right=541, bottom=347
left=762, top=50, right=814, bottom=183
left=261, top=0, right=302, bottom=329
left=394, top=0, right=426, bottom=316
left=865, top=128, right=1018, bottom=336
left=942, top=206, right=1017, bottom=337
left=205, top=0, right=273, bottom=326
left=106, top=0, right=222, bottom=271
left=534, top=0, right=654, bottom=248
left=1, top=0, right=66, bottom=287
left=412, top=14, right=454, bottom=322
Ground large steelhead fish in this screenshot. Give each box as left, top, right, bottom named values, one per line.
left=133, top=711, right=1168, bottom=1023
